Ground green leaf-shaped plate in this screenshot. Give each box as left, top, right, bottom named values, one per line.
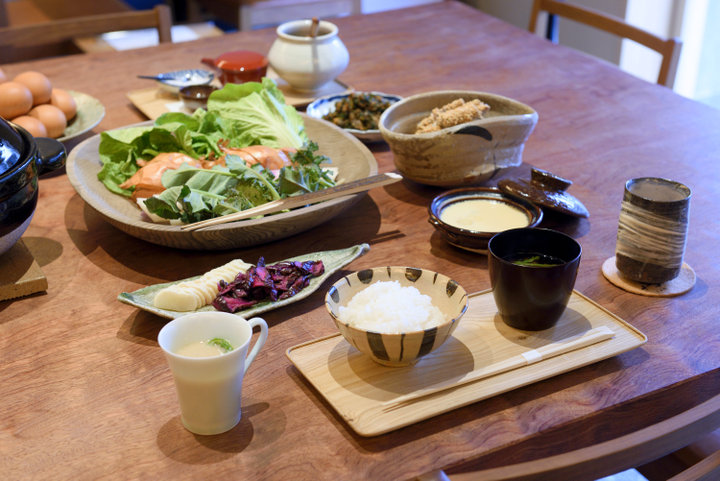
left=118, top=243, right=370, bottom=319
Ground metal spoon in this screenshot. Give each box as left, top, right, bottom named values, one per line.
left=137, top=72, right=193, bottom=81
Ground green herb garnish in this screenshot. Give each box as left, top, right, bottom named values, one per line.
left=208, top=338, right=234, bottom=352
left=510, top=254, right=563, bottom=267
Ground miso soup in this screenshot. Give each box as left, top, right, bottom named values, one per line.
left=504, top=252, right=565, bottom=267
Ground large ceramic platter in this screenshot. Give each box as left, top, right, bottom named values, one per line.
left=65, top=115, right=378, bottom=250
left=58, top=91, right=105, bottom=142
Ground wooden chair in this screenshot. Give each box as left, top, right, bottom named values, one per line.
left=528, top=0, right=682, bottom=88
left=416, top=392, right=720, bottom=481
left=0, top=4, right=172, bottom=63
left=0, top=0, right=7, bottom=28
left=186, top=0, right=362, bottom=31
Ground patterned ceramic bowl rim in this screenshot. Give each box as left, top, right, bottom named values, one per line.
left=324, top=266, right=469, bottom=335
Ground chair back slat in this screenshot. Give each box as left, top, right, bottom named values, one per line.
left=0, top=5, right=172, bottom=60
left=528, top=0, right=682, bottom=88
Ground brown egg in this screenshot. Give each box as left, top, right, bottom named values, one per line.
left=11, top=115, right=48, bottom=138
left=0, top=68, right=7, bottom=83
left=50, top=88, right=77, bottom=121
left=29, top=104, right=67, bottom=138
left=14, top=71, right=52, bottom=106
left=0, top=81, right=33, bottom=119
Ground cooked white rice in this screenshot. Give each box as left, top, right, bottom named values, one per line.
left=338, top=281, right=445, bottom=334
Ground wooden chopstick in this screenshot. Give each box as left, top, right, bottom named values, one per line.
left=380, top=326, right=615, bottom=412
left=181, top=172, right=402, bottom=231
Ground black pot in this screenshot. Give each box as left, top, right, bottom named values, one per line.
left=0, top=118, right=66, bottom=256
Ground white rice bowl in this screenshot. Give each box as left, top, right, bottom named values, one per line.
left=338, top=281, right=445, bottom=334
left=325, top=266, right=468, bottom=367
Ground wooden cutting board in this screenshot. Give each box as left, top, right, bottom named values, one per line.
left=0, top=240, right=48, bottom=301
left=286, top=289, right=646, bottom=437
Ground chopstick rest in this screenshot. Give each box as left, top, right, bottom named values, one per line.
left=381, top=325, right=615, bottom=411
left=181, top=172, right=402, bottom=231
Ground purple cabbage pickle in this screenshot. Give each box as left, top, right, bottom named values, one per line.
left=212, top=257, right=325, bottom=313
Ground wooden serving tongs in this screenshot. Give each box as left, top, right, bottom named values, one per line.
left=180, top=172, right=402, bottom=231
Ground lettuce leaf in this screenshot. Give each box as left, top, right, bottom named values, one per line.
left=207, top=78, right=307, bottom=149
left=142, top=158, right=283, bottom=223
left=97, top=79, right=329, bottom=222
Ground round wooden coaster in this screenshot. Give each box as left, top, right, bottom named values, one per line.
left=601, top=256, right=695, bottom=297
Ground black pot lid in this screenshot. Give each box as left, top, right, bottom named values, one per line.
left=0, top=117, right=25, bottom=177
left=498, top=168, right=589, bottom=218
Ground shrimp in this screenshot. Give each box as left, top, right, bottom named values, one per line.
left=220, top=145, right=295, bottom=171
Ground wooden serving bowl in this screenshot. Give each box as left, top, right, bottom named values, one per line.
left=65, top=115, right=377, bottom=250
left=379, top=90, right=538, bottom=187
left=324, top=266, right=469, bottom=367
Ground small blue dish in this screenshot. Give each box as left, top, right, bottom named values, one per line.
left=306, top=91, right=401, bottom=142
left=138, top=69, right=214, bottom=93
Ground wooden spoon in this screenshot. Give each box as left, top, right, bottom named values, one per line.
left=309, top=17, right=320, bottom=37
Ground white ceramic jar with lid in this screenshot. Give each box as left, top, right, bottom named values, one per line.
left=268, top=19, right=349, bottom=92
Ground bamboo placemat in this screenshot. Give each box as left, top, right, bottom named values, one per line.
left=127, top=69, right=352, bottom=120
left=286, top=289, right=646, bottom=437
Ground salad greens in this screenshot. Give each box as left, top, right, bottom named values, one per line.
left=96, top=78, right=335, bottom=223
left=143, top=145, right=334, bottom=224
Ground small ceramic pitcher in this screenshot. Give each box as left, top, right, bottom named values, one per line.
left=268, top=19, right=349, bottom=92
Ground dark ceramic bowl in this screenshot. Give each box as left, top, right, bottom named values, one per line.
left=429, top=187, right=543, bottom=253
left=179, top=85, right=218, bottom=111
left=488, top=228, right=581, bottom=331
left=0, top=119, right=66, bottom=256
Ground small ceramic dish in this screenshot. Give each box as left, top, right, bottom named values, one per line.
left=179, top=85, right=218, bottom=111
left=201, top=51, right=268, bottom=85
left=140, top=69, right=214, bottom=93
left=306, top=92, right=402, bottom=142
left=428, top=187, right=543, bottom=253
left=324, top=266, right=469, bottom=367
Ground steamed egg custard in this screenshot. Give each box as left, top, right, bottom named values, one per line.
left=440, top=198, right=530, bottom=232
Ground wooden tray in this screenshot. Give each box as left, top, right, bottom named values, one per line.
left=0, top=240, right=47, bottom=301
left=286, top=289, right=646, bottom=437
left=127, top=68, right=352, bottom=120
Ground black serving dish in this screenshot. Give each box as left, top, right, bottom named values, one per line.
left=0, top=118, right=66, bottom=256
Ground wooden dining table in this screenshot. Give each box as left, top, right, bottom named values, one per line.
left=2, top=1, right=720, bottom=479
